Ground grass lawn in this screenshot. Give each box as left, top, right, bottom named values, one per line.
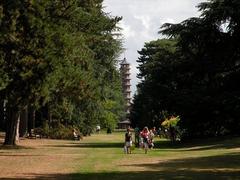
left=0, top=131, right=240, bottom=179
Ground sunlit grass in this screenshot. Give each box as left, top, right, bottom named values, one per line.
left=0, top=131, right=240, bottom=179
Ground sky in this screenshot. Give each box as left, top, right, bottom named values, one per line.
left=103, top=0, right=205, bottom=96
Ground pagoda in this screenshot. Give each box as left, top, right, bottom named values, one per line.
left=118, top=58, right=131, bottom=128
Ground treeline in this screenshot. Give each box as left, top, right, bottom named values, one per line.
left=0, top=0, right=125, bottom=145
left=131, top=0, right=240, bottom=139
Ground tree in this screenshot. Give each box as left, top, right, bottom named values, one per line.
left=160, top=0, right=240, bottom=138
left=0, top=0, right=124, bottom=144
left=43, top=0, right=124, bottom=134
left=0, top=0, right=59, bottom=145
left=132, top=0, right=240, bottom=139
left=131, top=39, right=178, bottom=128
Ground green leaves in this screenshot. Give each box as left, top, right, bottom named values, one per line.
left=132, top=0, right=240, bottom=139
left=0, top=0, right=124, bottom=140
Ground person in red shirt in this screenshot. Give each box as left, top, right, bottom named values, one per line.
left=140, top=126, right=150, bottom=154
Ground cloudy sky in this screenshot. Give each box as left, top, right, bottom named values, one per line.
left=103, top=0, right=205, bottom=96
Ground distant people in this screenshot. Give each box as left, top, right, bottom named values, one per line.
left=72, top=129, right=80, bottom=140
left=157, top=127, right=162, bottom=137
left=164, top=128, right=168, bottom=138
left=124, top=127, right=132, bottom=154
left=152, top=127, right=157, bottom=136
left=140, top=126, right=150, bottom=154
left=107, top=127, right=112, bottom=134
left=148, top=129, right=155, bottom=149
left=169, top=125, right=176, bottom=142
left=96, top=125, right=100, bottom=134
left=134, top=126, right=140, bottom=147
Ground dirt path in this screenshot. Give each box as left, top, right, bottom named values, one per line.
left=0, top=137, right=82, bottom=179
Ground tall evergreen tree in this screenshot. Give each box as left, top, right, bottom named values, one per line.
left=0, top=0, right=124, bottom=145
left=132, top=0, right=240, bottom=139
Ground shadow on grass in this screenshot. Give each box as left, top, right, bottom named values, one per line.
left=124, top=152, right=240, bottom=170
left=0, top=145, right=34, bottom=150
left=1, top=152, right=240, bottom=180
left=47, top=142, right=124, bottom=149
left=154, top=136, right=240, bottom=151
left=44, top=136, right=240, bottom=151
left=0, top=153, right=43, bottom=157
left=1, top=171, right=240, bottom=180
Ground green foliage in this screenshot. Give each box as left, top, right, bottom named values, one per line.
left=161, top=116, right=180, bottom=128
left=132, top=0, right=240, bottom=139
left=0, top=0, right=124, bottom=143
left=41, top=123, right=75, bottom=140
left=131, top=39, right=178, bottom=128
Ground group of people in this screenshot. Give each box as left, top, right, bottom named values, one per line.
left=124, top=126, right=156, bottom=154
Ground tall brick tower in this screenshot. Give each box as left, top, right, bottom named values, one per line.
left=119, top=58, right=131, bottom=128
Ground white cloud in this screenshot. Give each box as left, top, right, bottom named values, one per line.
left=103, top=0, right=206, bottom=96
left=162, top=18, right=175, bottom=25
left=119, top=20, right=136, bottom=39
left=134, top=15, right=151, bottom=30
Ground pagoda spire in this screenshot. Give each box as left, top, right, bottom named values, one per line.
left=119, top=57, right=131, bottom=128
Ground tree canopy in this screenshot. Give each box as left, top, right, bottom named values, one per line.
left=131, top=0, right=240, bottom=139
left=0, top=0, right=125, bottom=145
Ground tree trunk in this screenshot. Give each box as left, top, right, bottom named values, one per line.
left=28, top=106, right=35, bottom=134
left=19, top=106, right=28, bottom=137
left=48, top=104, right=52, bottom=127
left=4, top=106, right=20, bottom=145
left=0, top=99, right=4, bottom=130
left=15, top=114, right=20, bottom=142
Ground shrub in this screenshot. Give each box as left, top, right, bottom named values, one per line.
left=41, top=123, right=82, bottom=140
left=161, top=116, right=180, bottom=128
left=161, top=116, right=181, bottom=142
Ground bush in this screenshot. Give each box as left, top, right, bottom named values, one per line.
left=161, top=116, right=182, bottom=142
left=41, top=123, right=82, bottom=140
left=161, top=116, right=180, bottom=128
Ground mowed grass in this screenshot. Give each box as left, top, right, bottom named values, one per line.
left=0, top=131, right=240, bottom=179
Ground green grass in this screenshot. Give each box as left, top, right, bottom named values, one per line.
left=1, top=132, right=240, bottom=179
left=68, top=133, right=240, bottom=180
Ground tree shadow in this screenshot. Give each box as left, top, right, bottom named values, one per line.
left=0, top=144, right=34, bottom=150
left=0, top=153, right=43, bottom=157
left=1, top=165, right=240, bottom=180
left=120, top=152, right=240, bottom=179
left=154, top=136, right=240, bottom=151
left=46, top=142, right=124, bottom=149
left=44, top=136, right=240, bottom=151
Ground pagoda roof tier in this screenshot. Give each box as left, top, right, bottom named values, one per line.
left=122, top=77, right=131, bottom=79
left=120, top=58, right=130, bottom=65
left=121, top=74, right=130, bottom=77
left=120, top=71, right=130, bottom=74
left=125, top=90, right=131, bottom=93
left=120, top=67, right=130, bottom=70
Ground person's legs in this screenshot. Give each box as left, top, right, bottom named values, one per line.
left=125, top=142, right=131, bottom=154
left=144, top=142, right=148, bottom=154
left=127, top=146, right=131, bottom=154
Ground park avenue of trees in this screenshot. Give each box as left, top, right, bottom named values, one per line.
left=130, top=0, right=240, bottom=140
left=1, top=0, right=240, bottom=145
left=0, top=0, right=125, bottom=145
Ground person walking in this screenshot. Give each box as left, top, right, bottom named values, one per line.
left=134, top=126, right=140, bottom=147
left=140, top=126, right=150, bottom=154
left=124, top=127, right=132, bottom=154
left=148, top=129, right=155, bottom=149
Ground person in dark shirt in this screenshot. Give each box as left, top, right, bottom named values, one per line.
left=134, top=126, right=140, bottom=147
left=124, top=128, right=132, bottom=154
